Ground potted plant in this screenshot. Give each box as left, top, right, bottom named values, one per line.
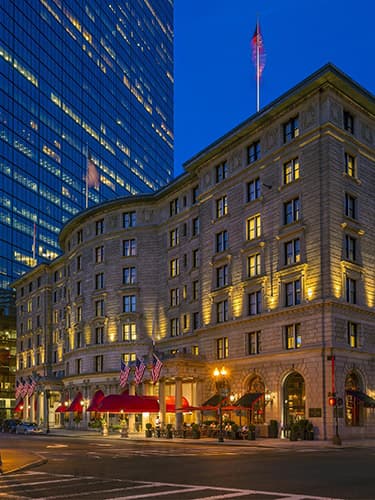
left=247, top=424, right=256, bottom=440
left=100, top=417, right=108, bottom=436
left=145, top=422, right=153, bottom=438
left=289, top=422, right=300, bottom=441
left=166, top=423, right=173, bottom=439
left=191, top=423, right=200, bottom=439
left=268, top=419, right=278, bottom=438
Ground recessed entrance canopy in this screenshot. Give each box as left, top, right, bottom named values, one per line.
left=235, top=392, right=263, bottom=408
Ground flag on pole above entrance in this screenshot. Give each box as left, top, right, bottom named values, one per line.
left=151, top=353, right=163, bottom=384
left=134, top=357, right=146, bottom=385
left=119, top=359, right=131, bottom=388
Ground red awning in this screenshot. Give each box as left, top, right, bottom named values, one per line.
left=55, top=402, right=69, bottom=413
left=98, top=393, right=159, bottom=413
left=165, top=395, right=189, bottom=412
left=66, top=391, right=83, bottom=412
left=87, top=390, right=105, bottom=412
left=14, top=398, right=24, bottom=412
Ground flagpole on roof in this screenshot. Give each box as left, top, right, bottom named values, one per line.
left=85, top=145, right=89, bottom=209
left=251, top=17, right=265, bottom=113
left=256, top=18, right=260, bottom=112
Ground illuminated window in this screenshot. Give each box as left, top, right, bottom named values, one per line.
left=247, top=141, right=261, bottom=164
left=123, top=323, right=137, bottom=341
left=216, top=265, right=228, bottom=288
left=170, top=318, right=181, bottom=337
left=192, top=345, right=199, bottom=355
left=346, top=277, right=357, bottom=304
left=123, top=266, right=136, bottom=285
left=283, top=158, right=300, bottom=184
left=123, top=211, right=136, bottom=228
left=247, top=214, right=261, bottom=240
left=216, top=337, right=228, bottom=359
left=285, top=279, right=301, bottom=307
left=123, top=239, right=137, bottom=256
left=344, top=111, right=354, bottom=134
left=285, top=238, right=301, bottom=265
left=247, top=178, right=261, bottom=202
left=248, top=331, right=261, bottom=355
left=169, top=228, right=179, bottom=247
left=345, top=153, right=356, bottom=177
left=123, top=295, right=136, bottom=312
left=247, top=253, right=261, bottom=278
left=283, top=116, right=299, bottom=143
left=284, top=198, right=300, bottom=224
left=345, top=235, right=357, bottom=262
left=216, top=195, right=228, bottom=218
left=348, top=322, right=358, bottom=348
left=170, top=288, right=180, bottom=307
left=170, top=258, right=180, bottom=277
left=95, top=355, right=104, bottom=373
left=215, top=161, right=228, bottom=182
left=285, top=324, right=301, bottom=349
left=345, top=193, right=357, bottom=219
left=248, top=291, right=262, bottom=315
left=216, top=230, right=228, bottom=252
left=216, top=300, right=228, bottom=323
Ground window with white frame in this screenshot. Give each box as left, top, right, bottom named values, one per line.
left=170, top=317, right=181, bottom=337
left=247, top=253, right=261, bottom=278
left=248, top=290, right=262, bottom=315
left=283, top=158, right=300, bottom=184
left=285, top=238, right=301, bottom=265
left=345, top=152, right=356, bottom=177
left=285, top=279, right=301, bottom=307
left=170, top=258, right=180, bottom=277
left=247, top=214, right=261, bottom=240
left=123, top=266, right=136, bottom=285
left=216, top=337, right=228, bottom=359
left=285, top=323, right=301, bottom=349
left=123, top=295, right=136, bottom=312
left=248, top=331, right=261, bottom=355
left=123, top=238, right=137, bottom=256
left=247, top=177, right=261, bottom=202
left=247, top=140, right=261, bottom=164
left=216, top=195, right=228, bottom=218
left=95, top=245, right=104, bottom=263
left=284, top=198, right=300, bottom=225
left=169, top=228, right=179, bottom=247
left=170, top=287, right=180, bottom=307
left=122, top=323, right=137, bottom=341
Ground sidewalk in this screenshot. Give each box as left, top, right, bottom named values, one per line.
left=1, top=429, right=374, bottom=475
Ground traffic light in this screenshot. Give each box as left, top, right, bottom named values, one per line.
left=328, top=393, right=336, bottom=406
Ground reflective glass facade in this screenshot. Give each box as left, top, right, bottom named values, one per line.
left=0, top=0, right=174, bottom=291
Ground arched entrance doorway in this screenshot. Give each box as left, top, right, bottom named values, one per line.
left=248, top=376, right=265, bottom=424
left=283, top=372, right=305, bottom=426
left=345, top=372, right=363, bottom=427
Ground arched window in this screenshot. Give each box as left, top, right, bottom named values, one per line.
left=345, top=372, right=363, bottom=427
left=283, top=372, right=305, bottom=426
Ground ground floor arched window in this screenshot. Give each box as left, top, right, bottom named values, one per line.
left=283, top=371, right=305, bottom=426
left=248, top=376, right=265, bottom=424
left=345, top=372, right=363, bottom=427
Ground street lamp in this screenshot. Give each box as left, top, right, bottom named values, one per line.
left=213, top=366, right=229, bottom=443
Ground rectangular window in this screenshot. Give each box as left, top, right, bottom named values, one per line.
left=247, top=141, right=261, bottom=164
left=76, top=358, right=82, bottom=374
left=192, top=185, right=199, bottom=205
left=248, top=331, right=261, bottom=355
left=123, top=211, right=136, bottom=228
left=95, top=246, right=104, bottom=263
left=76, top=306, right=82, bottom=322
left=285, top=324, right=301, bottom=349
left=170, top=318, right=181, bottom=337
left=284, top=198, right=300, bottom=225
left=95, top=273, right=104, bottom=289
left=283, top=158, right=300, bottom=184
left=345, top=193, right=357, bottom=219
left=122, top=352, right=136, bottom=363
left=95, top=299, right=104, bottom=317
left=169, top=228, right=179, bottom=247
left=216, top=265, right=228, bottom=288
left=345, top=235, right=356, bottom=262
left=216, top=337, right=229, bottom=359
left=345, top=153, right=356, bottom=177
left=216, top=195, right=228, bottom=218
left=95, top=219, right=104, bottom=235
left=216, top=299, right=229, bottom=323
left=122, top=323, right=137, bottom=341
left=216, top=230, right=228, bottom=252
left=123, top=239, right=137, bottom=256
left=170, top=258, right=180, bottom=277
left=247, top=253, right=261, bottom=278
left=248, top=291, right=262, bottom=315
left=215, top=161, right=228, bottom=182
left=77, top=229, right=83, bottom=244
left=77, top=255, right=82, bottom=271
left=344, top=111, right=354, bottom=134
left=247, top=178, right=261, bottom=202
left=123, top=295, right=136, bottom=312
left=285, top=279, right=301, bottom=307
left=192, top=311, right=200, bottom=330
left=170, top=198, right=179, bottom=216
left=192, top=280, right=199, bottom=300
left=247, top=214, right=261, bottom=240
left=348, top=322, right=358, bottom=348
left=285, top=238, right=301, bottom=265
left=283, top=116, right=299, bottom=143
left=95, top=355, right=103, bottom=373
left=95, top=326, right=104, bottom=344
left=123, top=266, right=136, bottom=285
left=346, top=277, right=357, bottom=304
left=192, top=249, right=199, bottom=268
left=170, top=288, right=180, bottom=307
left=192, top=217, right=200, bottom=236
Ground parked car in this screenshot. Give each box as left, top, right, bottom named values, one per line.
left=15, top=422, right=43, bottom=435
left=2, top=419, right=22, bottom=433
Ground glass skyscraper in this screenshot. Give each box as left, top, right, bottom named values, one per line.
left=0, top=0, right=174, bottom=296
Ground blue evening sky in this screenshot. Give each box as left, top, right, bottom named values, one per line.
left=173, top=0, right=375, bottom=176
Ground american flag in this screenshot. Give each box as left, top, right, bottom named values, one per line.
left=119, top=359, right=131, bottom=388
left=251, top=20, right=265, bottom=79
left=27, top=376, right=37, bottom=396
left=15, top=379, right=22, bottom=399
left=86, top=151, right=99, bottom=188
left=20, top=378, right=28, bottom=398
left=134, top=357, right=146, bottom=385
left=151, top=353, right=163, bottom=384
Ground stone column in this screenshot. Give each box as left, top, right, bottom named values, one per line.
left=30, top=393, right=36, bottom=422
left=195, top=379, right=203, bottom=424
left=175, top=378, right=183, bottom=430
left=158, top=379, right=166, bottom=427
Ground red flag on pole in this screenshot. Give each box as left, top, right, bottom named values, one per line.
left=87, top=151, right=99, bottom=188
left=251, top=20, right=265, bottom=79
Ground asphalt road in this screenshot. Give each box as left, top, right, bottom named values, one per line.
left=2, top=434, right=375, bottom=499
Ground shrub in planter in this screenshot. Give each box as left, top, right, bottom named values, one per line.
left=247, top=424, right=256, bottom=440
left=192, top=423, right=200, bottom=439
left=268, top=419, right=278, bottom=438
left=166, top=423, right=173, bottom=439
left=145, top=422, right=153, bottom=438
left=289, top=422, right=300, bottom=441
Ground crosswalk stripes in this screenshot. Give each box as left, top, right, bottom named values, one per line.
left=0, top=471, right=343, bottom=500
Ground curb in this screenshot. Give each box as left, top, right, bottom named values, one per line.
left=1, top=454, right=48, bottom=476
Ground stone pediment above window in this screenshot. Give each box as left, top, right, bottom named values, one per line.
left=275, top=263, right=307, bottom=281
left=211, top=252, right=232, bottom=266
left=340, top=222, right=365, bottom=236
left=277, top=224, right=305, bottom=241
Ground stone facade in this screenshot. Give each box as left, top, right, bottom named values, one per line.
left=13, top=65, right=375, bottom=439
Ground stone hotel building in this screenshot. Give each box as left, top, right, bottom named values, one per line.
left=13, top=64, right=375, bottom=440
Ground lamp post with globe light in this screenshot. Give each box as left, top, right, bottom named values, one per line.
left=213, top=367, right=230, bottom=443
